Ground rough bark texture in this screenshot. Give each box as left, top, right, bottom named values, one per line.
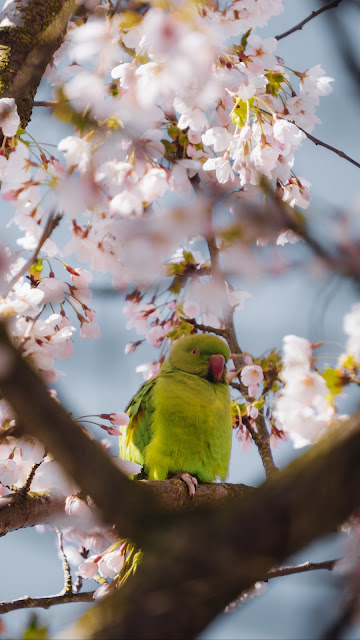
left=0, top=491, right=64, bottom=536
left=0, top=481, right=254, bottom=537
left=0, top=0, right=76, bottom=131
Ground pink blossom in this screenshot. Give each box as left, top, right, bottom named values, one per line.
left=0, top=98, right=20, bottom=137
left=136, top=361, right=161, bottom=380
left=18, top=436, right=45, bottom=464
left=116, top=457, right=143, bottom=476
left=248, top=406, right=259, bottom=419
left=227, top=287, right=251, bottom=310
left=241, top=365, right=264, bottom=387
left=300, top=64, right=334, bottom=102
left=183, top=300, right=200, bottom=318
left=203, top=157, right=235, bottom=184
left=78, top=555, right=101, bottom=579
left=246, top=35, right=277, bottom=74
left=98, top=548, right=125, bottom=579
left=125, top=342, right=137, bottom=354
left=202, top=127, right=233, bottom=153
left=248, top=383, right=261, bottom=398
left=0, top=459, right=18, bottom=486
left=178, top=108, right=209, bottom=133
left=65, top=495, right=93, bottom=520
left=108, top=412, right=130, bottom=426
left=147, top=325, right=165, bottom=348
left=282, top=335, right=312, bottom=374
left=37, top=277, right=70, bottom=304
left=93, top=584, right=111, bottom=600
left=58, top=136, right=92, bottom=174
left=281, top=177, right=311, bottom=209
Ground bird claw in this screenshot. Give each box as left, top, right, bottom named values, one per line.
left=174, top=473, right=198, bottom=498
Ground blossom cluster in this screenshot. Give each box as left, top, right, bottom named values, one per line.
left=274, top=335, right=335, bottom=448
left=10, top=0, right=330, bottom=290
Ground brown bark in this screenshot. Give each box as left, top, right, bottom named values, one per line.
left=0, top=0, right=76, bottom=132
left=0, top=491, right=64, bottom=536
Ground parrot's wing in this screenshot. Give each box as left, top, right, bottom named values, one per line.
left=120, top=376, right=157, bottom=468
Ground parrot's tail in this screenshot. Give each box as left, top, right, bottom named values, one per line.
left=116, top=540, right=143, bottom=587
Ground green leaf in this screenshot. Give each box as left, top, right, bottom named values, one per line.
left=29, top=258, right=43, bottom=282
left=23, top=614, right=48, bottom=639
left=241, top=28, right=252, bottom=49
left=321, top=367, right=344, bottom=400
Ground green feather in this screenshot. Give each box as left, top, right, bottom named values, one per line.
left=120, top=334, right=232, bottom=483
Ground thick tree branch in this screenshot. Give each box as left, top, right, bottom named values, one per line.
left=275, top=0, right=344, bottom=40
left=0, top=491, right=64, bottom=537
left=0, top=481, right=254, bottom=538
left=0, top=0, right=77, bottom=132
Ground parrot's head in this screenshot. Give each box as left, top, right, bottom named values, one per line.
left=169, top=334, right=230, bottom=384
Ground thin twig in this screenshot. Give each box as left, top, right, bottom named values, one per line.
left=0, top=591, right=94, bottom=614
left=32, top=101, right=58, bottom=108
left=18, top=460, right=43, bottom=495
left=4, top=211, right=62, bottom=297
left=275, top=0, right=344, bottom=40
left=259, top=109, right=360, bottom=170
left=57, top=528, right=73, bottom=595
left=297, top=124, right=360, bottom=170
left=181, top=317, right=227, bottom=337
left=265, top=558, right=339, bottom=580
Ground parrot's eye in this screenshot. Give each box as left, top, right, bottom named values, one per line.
left=190, top=348, right=199, bottom=356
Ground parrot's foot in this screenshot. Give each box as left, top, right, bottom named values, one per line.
left=173, top=472, right=198, bottom=498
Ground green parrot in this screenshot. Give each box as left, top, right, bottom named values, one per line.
left=120, top=333, right=232, bottom=495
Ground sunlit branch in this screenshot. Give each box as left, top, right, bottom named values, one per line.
left=57, top=529, right=73, bottom=595
left=0, top=591, right=94, bottom=614
left=275, top=0, right=344, bottom=40
left=265, top=558, right=339, bottom=580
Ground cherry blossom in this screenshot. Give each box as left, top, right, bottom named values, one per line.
left=241, top=365, right=264, bottom=387
left=0, top=98, right=20, bottom=137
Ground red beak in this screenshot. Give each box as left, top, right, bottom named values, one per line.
left=209, top=354, right=225, bottom=382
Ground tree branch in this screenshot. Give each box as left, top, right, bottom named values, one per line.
left=259, top=110, right=360, bottom=170
left=0, top=481, right=255, bottom=538
left=0, top=591, right=94, bottom=614
left=275, top=0, right=344, bottom=41
left=0, top=491, right=65, bottom=537
left=0, top=0, right=77, bottom=132
left=265, top=558, right=339, bottom=580
left=297, top=123, right=360, bottom=170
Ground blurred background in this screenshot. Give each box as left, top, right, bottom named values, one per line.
left=0, top=0, right=360, bottom=637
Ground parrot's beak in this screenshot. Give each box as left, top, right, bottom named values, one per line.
left=208, top=354, right=225, bottom=382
